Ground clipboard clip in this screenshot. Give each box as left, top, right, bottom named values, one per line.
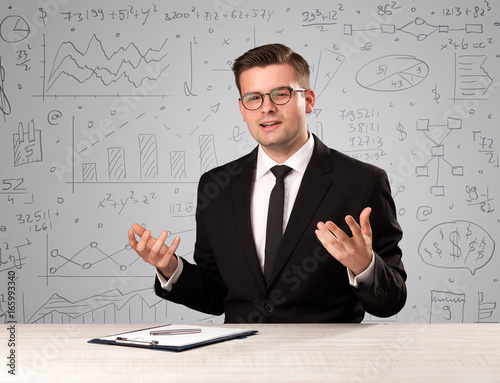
left=115, top=337, right=159, bottom=346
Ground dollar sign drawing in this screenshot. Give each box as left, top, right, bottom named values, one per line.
left=39, top=8, right=47, bottom=26
left=433, top=242, right=442, bottom=257
left=465, top=223, right=472, bottom=239
left=477, top=238, right=487, bottom=260
left=449, top=230, right=462, bottom=259
left=432, top=84, right=441, bottom=104
left=468, top=239, right=477, bottom=253
left=397, top=122, right=407, bottom=141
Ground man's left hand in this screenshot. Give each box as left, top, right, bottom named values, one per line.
left=315, top=207, right=373, bottom=276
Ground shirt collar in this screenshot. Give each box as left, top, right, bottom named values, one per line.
left=255, top=131, right=314, bottom=180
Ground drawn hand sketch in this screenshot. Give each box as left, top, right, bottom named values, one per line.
left=0, top=15, right=30, bottom=43
left=430, top=290, right=465, bottom=323
left=356, top=55, right=428, bottom=92
left=13, top=120, right=42, bottom=166
left=344, top=17, right=484, bottom=41
left=45, top=34, right=170, bottom=93
left=419, top=220, right=495, bottom=275
left=27, top=288, right=168, bottom=324
left=415, top=118, right=464, bottom=196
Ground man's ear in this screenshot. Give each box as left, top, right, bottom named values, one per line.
left=305, top=89, right=316, bottom=114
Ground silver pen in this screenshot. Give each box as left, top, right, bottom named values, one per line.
left=150, top=328, right=202, bottom=336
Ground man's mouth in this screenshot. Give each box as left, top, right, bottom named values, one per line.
left=260, top=121, right=280, bottom=128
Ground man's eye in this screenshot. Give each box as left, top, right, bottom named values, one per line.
left=272, top=89, right=289, bottom=97
left=245, top=95, right=261, bottom=102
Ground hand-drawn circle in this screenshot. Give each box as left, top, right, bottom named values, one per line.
left=356, top=55, right=429, bottom=92
left=0, top=16, right=30, bottom=43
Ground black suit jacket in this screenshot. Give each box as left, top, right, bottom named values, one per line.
left=156, top=134, right=407, bottom=323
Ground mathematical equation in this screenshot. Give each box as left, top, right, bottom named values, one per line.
left=55, top=6, right=276, bottom=25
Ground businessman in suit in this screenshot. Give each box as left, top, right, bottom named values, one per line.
left=129, top=43, right=407, bottom=323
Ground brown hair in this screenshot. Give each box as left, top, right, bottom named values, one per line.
left=232, top=43, right=310, bottom=95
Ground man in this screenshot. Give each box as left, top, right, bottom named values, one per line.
left=129, top=43, right=406, bottom=323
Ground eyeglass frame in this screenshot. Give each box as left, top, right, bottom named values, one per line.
left=239, top=87, right=308, bottom=111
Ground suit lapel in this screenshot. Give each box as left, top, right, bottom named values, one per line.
left=231, top=149, right=267, bottom=289
left=267, top=135, right=333, bottom=284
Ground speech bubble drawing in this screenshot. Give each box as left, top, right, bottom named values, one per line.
left=418, top=220, right=495, bottom=275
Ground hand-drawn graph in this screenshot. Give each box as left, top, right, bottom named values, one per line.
left=82, top=163, right=98, bottom=183
left=477, top=291, right=498, bottom=323
left=419, top=220, right=495, bottom=275
left=430, top=290, right=465, bottom=323
left=312, top=49, right=346, bottom=98
left=107, top=147, right=127, bottom=181
left=13, top=120, right=43, bottom=166
left=47, top=241, right=141, bottom=278
left=344, top=17, right=483, bottom=41
left=0, top=15, right=30, bottom=43
left=356, top=55, right=428, bottom=92
left=170, top=151, right=187, bottom=179
left=199, top=134, right=218, bottom=173
left=0, top=238, right=31, bottom=273
left=453, top=54, right=494, bottom=103
left=27, top=288, right=168, bottom=324
left=415, top=117, right=464, bottom=196
left=43, top=34, right=170, bottom=95
left=138, top=134, right=159, bottom=179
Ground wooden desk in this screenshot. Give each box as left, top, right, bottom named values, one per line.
left=3, top=323, right=500, bottom=382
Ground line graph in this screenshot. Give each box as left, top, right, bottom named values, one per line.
left=27, top=288, right=169, bottom=324
left=45, top=240, right=145, bottom=279
left=41, top=34, right=171, bottom=97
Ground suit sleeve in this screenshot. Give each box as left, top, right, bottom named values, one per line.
left=353, top=169, right=407, bottom=317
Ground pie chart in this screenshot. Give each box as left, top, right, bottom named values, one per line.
left=356, top=54, right=429, bottom=92
left=0, top=16, right=30, bottom=43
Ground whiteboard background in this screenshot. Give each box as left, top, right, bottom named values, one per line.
left=0, top=0, right=499, bottom=325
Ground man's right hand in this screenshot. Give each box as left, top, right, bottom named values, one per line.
left=128, top=223, right=180, bottom=279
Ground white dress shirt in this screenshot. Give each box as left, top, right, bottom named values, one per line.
left=158, top=132, right=374, bottom=290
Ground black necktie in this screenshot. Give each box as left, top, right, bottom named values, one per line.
left=264, top=165, right=292, bottom=283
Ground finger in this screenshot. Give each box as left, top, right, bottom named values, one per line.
left=315, top=222, right=342, bottom=253
left=131, top=223, right=146, bottom=236
left=345, top=214, right=362, bottom=238
left=168, top=236, right=181, bottom=255
left=136, top=230, right=151, bottom=253
left=324, top=221, right=350, bottom=243
left=151, top=230, right=168, bottom=256
left=360, top=207, right=372, bottom=237
left=315, top=227, right=338, bottom=255
left=128, top=230, right=139, bottom=249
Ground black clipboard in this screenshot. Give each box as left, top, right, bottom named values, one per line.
left=88, top=324, right=258, bottom=352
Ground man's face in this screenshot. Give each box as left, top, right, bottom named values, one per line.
left=238, top=63, right=315, bottom=162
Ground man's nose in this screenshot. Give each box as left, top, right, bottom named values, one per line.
left=260, top=93, right=277, bottom=112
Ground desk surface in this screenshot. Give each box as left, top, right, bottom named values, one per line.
left=3, top=323, right=500, bottom=382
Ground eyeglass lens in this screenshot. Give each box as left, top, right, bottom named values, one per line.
left=242, top=87, right=292, bottom=110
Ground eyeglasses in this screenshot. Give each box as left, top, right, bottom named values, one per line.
left=239, top=87, right=307, bottom=111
